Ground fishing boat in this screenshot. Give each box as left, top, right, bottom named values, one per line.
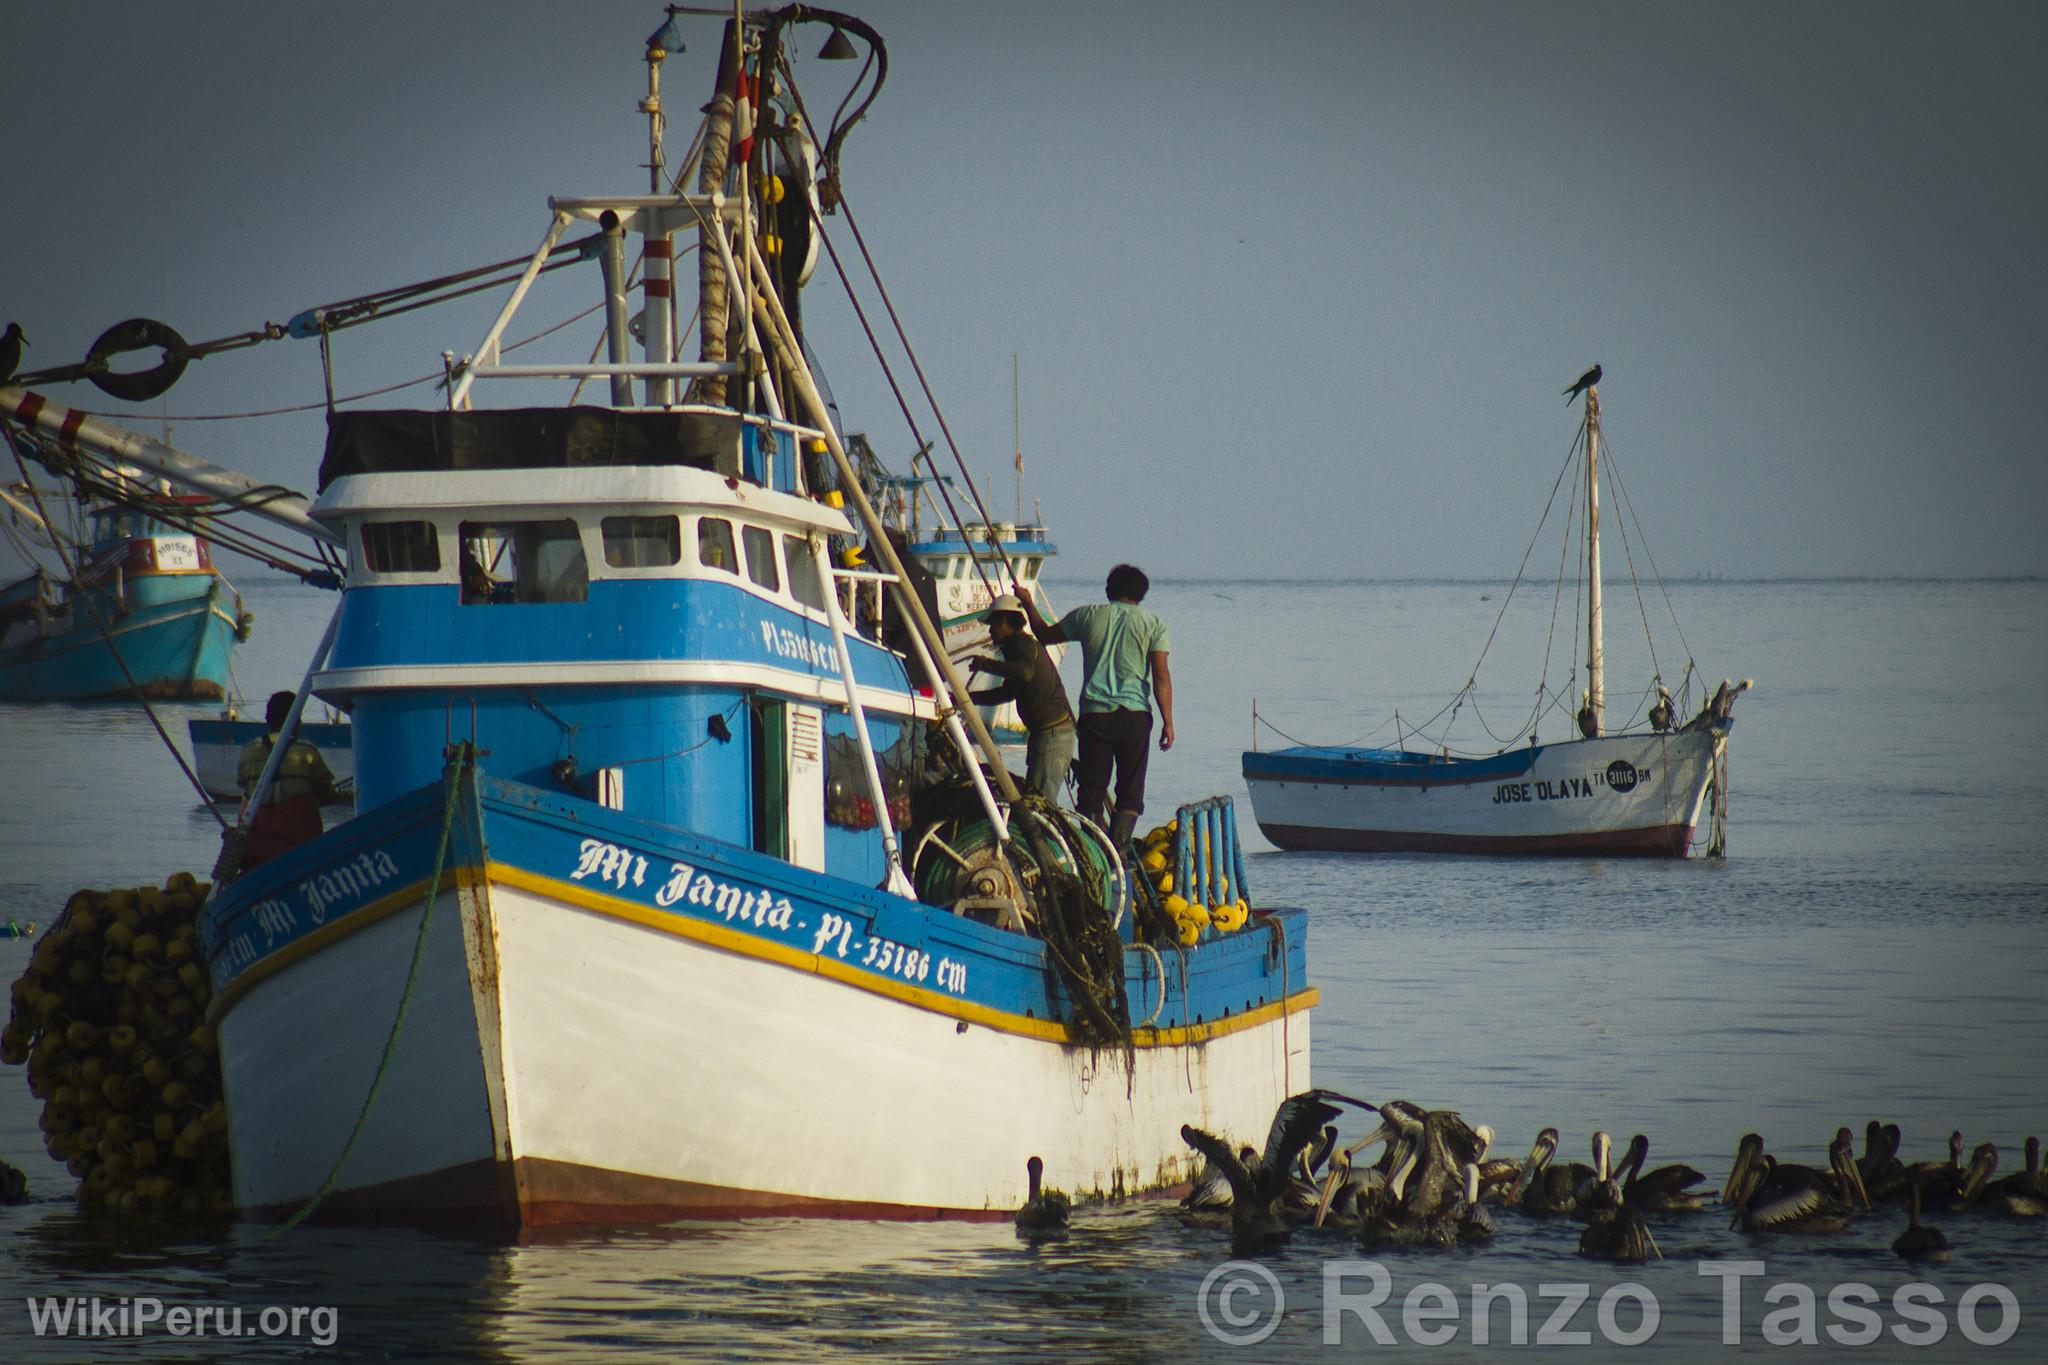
left=0, top=471, right=249, bottom=702
left=1242, top=378, right=1746, bottom=857
left=156, top=7, right=1310, bottom=1228
left=868, top=466, right=1064, bottom=755
left=188, top=711, right=355, bottom=803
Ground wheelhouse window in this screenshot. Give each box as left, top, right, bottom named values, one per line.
left=359, top=520, right=441, bottom=574
left=458, top=520, right=587, bottom=604
left=784, top=533, right=825, bottom=610
left=602, top=515, right=681, bottom=569
left=742, top=525, right=780, bottom=592
left=698, top=517, right=737, bottom=573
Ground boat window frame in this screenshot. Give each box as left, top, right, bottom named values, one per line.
left=456, top=517, right=589, bottom=605
left=599, top=513, right=683, bottom=571
left=741, top=524, right=781, bottom=593
left=354, top=518, right=445, bottom=580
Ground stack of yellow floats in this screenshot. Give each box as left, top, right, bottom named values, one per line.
left=1138, top=818, right=1251, bottom=947
left=0, top=874, right=233, bottom=1215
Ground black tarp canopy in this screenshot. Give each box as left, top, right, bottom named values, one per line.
left=318, top=408, right=743, bottom=491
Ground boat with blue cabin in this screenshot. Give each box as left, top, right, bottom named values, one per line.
left=185, top=6, right=1313, bottom=1227
left=0, top=471, right=247, bottom=702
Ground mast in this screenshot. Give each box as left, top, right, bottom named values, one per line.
left=1012, top=353, right=1021, bottom=525
left=1584, top=386, right=1604, bottom=736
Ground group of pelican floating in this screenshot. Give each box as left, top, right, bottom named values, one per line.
left=1025, top=1093, right=2047, bottom=1262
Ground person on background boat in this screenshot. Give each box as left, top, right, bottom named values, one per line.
left=967, top=594, right=1075, bottom=802
left=237, top=690, right=339, bottom=868
left=1021, top=564, right=1174, bottom=848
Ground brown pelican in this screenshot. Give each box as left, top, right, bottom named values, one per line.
left=1579, top=1181, right=1661, bottom=1264
left=1984, top=1136, right=2045, bottom=1217
left=1892, top=1183, right=1950, bottom=1261
left=1014, top=1156, right=1070, bottom=1235
left=1313, top=1120, right=1408, bottom=1229
left=1906, top=1129, right=1967, bottom=1196
left=1455, top=1163, right=1495, bottom=1246
left=0, top=1155, right=25, bottom=1205
left=1468, top=1125, right=1527, bottom=1202
left=1399, top=1105, right=1488, bottom=1221
left=1183, top=1144, right=1255, bottom=1212
left=1181, top=1089, right=1373, bottom=1252
left=1943, top=1142, right=1999, bottom=1213
left=1613, top=1133, right=1713, bottom=1212
left=1728, top=1131, right=1870, bottom=1234
left=1515, top=1128, right=1583, bottom=1216
left=1572, top=1132, right=1623, bottom=1221
left=1356, top=1140, right=1456, bottom=1250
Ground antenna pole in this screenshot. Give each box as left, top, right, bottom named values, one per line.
left=1585, top=387, right=1604, bottom=736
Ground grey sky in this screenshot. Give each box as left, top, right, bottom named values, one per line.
left=4, top=1, right=2042, bottom=580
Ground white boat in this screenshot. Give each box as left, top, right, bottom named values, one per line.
left=180, top=7, right=1312, bottom=1228
left=187, top=712, right=354, bottom=803
left=1243, top=377, right=1746, bottom=857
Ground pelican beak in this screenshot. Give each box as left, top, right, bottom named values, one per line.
left=1312, top=1152, right=1347, bottom=1228
left=1834, top=1144, right=1872, bottom=1210
left=1342, top=1121, right=1391, bottom=1161
left=1722, top=1139, right=1757, bottom=1207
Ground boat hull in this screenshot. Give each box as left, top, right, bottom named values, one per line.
left=1242, top=724, right=1729, bottom=857
left=0, top=573, right=239, bottom=701
left=203, top=771, right=1314, bottom=1227
left=188, top=717, right=355, bottom=801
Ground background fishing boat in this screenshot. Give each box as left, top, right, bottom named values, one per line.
left=187, top=711, right=354, bottom=803
left=1243, top=376, right=1746, bottom=857
left=0, top=467, right=250, bottom=702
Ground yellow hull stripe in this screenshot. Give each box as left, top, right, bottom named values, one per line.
left=213, top=860, right=1316, bottom=1047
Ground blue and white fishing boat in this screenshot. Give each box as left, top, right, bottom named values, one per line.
left=1244, top=379, right=1746, bottom=857
left=0, top=473, right=247, bottom=702
left=187, top=7, right=1312, bottom=1228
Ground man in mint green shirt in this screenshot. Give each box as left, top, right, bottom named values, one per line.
left=1022, top=564, right=1174, bottom=848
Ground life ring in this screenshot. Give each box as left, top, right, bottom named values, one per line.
left=85, top=317, right=192, bottom=402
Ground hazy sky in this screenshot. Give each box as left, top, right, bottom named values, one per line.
left=4, top=1, right=2043, bottom=580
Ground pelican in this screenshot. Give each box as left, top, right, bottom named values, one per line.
left=1728, top=1131, right=1870, bottom=1234
left=1890, top=1128, right=1966, bottom=1203
left=1181, top=1089, right=1372, bottom=1251
left=1892, top=1183, right=1950, bottom=1261
left=1613, top=1133, right=1713, bottom=1212
left=1515, top=1128, right=1582, bottom=1216
left=1943, top=1142, right=1999, bottom=1213
left=1579, top=1183, right=1661, bottom=1264
left=1183, top=1143, right=1254, bottom=1212
left=1571, top=1132, right=1623, bottom=1221
left=1356, top=1140, right=1455, bottom=1250
left=1984, top=1136, right=2045, bottom=1217
left=1455, top=1163, right=1495, bottom=1246
left=0, top=1156, right=25, bottom=1205
left=1468, top=1124, right=1527, bottom=1202
left=1014, top=1156, right=1070, bottom=1235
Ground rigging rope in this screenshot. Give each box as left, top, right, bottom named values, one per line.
left=2, top=419, right=229, bottom=829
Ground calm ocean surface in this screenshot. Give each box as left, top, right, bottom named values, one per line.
left=2, top=575, right=2043, bottom=1360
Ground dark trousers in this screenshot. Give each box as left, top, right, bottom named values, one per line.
left=1075, top=708, right=1152, bottom=822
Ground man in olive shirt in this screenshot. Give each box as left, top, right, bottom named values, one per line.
left=967, top=595, right=1075, bottom=802
left=237, top=690, right=341, bottom=868
left=1020, top=564, right=1174, bottom=847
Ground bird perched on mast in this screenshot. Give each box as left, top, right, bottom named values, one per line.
left=1564, top=363, right=1602, bottom=403
left=0, top=323, right=27, bottom=385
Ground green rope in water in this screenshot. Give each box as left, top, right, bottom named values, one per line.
left=269, top=746, right=470, bottom=1234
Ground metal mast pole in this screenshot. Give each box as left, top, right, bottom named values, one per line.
left=1012, top=352, right=1021, bottom=525
left=1585, top=387, right=1604, bottom=736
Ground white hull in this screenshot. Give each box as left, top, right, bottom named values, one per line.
left=219, top=869, right=1311, bottom=1224
left=1245, top=728, right=1726, bottom=856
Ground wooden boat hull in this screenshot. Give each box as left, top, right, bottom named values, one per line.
left=1242, top=723, right=1729, bottom=857
left=203, top=770, right=1315, bottom=1227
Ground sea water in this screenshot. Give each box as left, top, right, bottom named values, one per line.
left=1, top=575, right=2043, bottom=1360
